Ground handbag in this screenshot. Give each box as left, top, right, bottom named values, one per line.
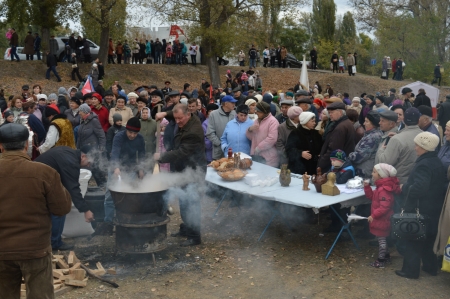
left=72, top=64, right=78, bottom=68
left=382, top=70, right=386, bottom=77
left=390, top=186, right=429, bottom=241
left=352, top=65, right=357, bottom=73
left=333, top=59, right=337, bottom=62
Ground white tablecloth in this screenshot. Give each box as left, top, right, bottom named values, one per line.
left=206, top=162, right=370, bottom=209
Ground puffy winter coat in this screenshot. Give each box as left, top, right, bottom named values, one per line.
left=76, top=113, right=106, bottom=149
left=364, top=177, right=401, bottom=237
left=348, top=128, right=383, bottom=178
left=246, top=114, right=279, bottom=167
left=220, top=117, right=253, bottom=155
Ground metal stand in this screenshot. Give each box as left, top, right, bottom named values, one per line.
left=325, top=205, right=360, bottom=259
left=152, top=253, right=156, bottom=267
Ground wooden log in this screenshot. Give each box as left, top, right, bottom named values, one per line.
left=53, top=269, right=64, bottom=279
left=69, top=269, right=86, bottom=281
left=53, top=279, right=63, bottom=285
left=54, top=284, right=62, bottom=290
left=69, top=262, right=80, bottom=270
left=67, top=252, right=74, bottom=266
left=107, top=268, right=116, bottom=275
left=65, top=279, right=87, bottom=287
left=95, top=262, right=106, bottom=276
left=55, top=257, right=69, bottom=269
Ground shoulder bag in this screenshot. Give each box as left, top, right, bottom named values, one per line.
left=390, top=185, right=429, bottom=241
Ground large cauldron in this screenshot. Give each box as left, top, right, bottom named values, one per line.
left=110, top=190, right=170, bottom=255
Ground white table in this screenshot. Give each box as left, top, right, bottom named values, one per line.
left=206, top=161, right=370, bottom=259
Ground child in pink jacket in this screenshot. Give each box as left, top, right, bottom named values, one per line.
left=364, top=163, right=401, bottom=268
left=245, top=101, right=279, bottom=167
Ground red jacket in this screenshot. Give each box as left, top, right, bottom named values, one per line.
left=364, top=177, right=401, bottom=237
left=90, top=105, right=110, bottom=132
left=392, top=60, right=397, bottom=72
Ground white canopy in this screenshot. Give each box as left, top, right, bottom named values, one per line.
left=400, top=81, right=440, bottom=107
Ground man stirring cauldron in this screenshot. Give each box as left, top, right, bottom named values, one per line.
left=155, top=104, right=207, bottom=246
left=0, top=124, right=71, bottom=298
left=35, top=145, right=96, bottom=251
left=101, top=117, right=146, bottom=233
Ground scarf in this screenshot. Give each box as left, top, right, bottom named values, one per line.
left=71, top=108, right=79, bottom=116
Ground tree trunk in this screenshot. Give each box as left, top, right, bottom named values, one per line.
left=41, top=27, right=50, bottom=64
left=203, top=38, right=221, bottom=87
left=98, top=25, right=110, bottom=64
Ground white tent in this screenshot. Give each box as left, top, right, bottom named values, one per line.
left=400, top=81, right=440, bottom=107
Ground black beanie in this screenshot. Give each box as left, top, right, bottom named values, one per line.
left=45, top=105, right=59, bottom=117
left=126, top=117, right=141, bottom=132
left=70, top=96, right=81, bottom=106
left=366, top=111, right=380, bottom=127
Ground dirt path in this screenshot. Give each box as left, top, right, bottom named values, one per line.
left=61, top=195, right=450, bottom=299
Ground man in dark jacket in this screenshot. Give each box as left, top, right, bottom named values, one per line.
left=10, top=28, right=20, bottom=62
left=396, top=132, right=447, bottom=279
left=49, top=35, right=59, bottom=59
left=45, top=51, right=62, bottom=82
left=155, top=104, right=207, bottom=246
left=69, top=33, right=76, bottom=53
left=395, top=58, right=403, bottom=80
left=432, top=63, right=442, bottom=86
left=413, top=88, right=431, bottom=108
left=248, top=45, right=257, bottom=68
left=0, top=124, right=71, bottom=298
left=35, top=146, right=95, bottom=250
left=34, top=32, right=41, bottom=60
left=295, top=91, right=319, bottom=122
left=438, top=94, right=450, bottom=131
left=384, top=88, right=396, bottom=107
left=318, top=102, right=356, bottom=172
left=310, top=47, right=317, bottom=69
left=232, top=87, right=246, bottom=106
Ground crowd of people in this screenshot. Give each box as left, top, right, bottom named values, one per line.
left=2, top=63, right=450, bottom=297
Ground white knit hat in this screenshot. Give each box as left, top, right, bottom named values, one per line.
left=245, top=99, right=256, bottom=106
left=374, top=163, right=397, bottom=178
left=414, top=132, right=440, bottom=152
left=299, top=112, right=315, bottom=125
left=352, top=97, right=360, bottom=103
left=254, top=94, right=263, bottom=103
left=127, top=92, right=138, bottom=99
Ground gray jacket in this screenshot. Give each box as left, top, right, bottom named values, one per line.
left=375, top=125, right=422, bottom=184
left=276, top=119, right=297, bottom=165
left=207, top=107, right=236, bottom=160
left=77, top=113, right=106, bottom=149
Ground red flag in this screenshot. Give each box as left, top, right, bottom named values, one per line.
left=169, top=25, right=186, bottom=39
left=81, top=76, right=95, bottom=95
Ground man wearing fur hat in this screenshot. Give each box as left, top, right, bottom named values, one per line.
left=318, top=102, right=355, bottom=172
left=38, top=104, right=76, bottom=154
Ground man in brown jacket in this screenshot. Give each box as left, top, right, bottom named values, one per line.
left=0, top=124, right=72, bottom=299
left=154, top=104, right=207, bottom=247
left=10, top=28, right=20, bottom=62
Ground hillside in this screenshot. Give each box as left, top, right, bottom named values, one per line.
left=0, top=60, right=447, bottom=102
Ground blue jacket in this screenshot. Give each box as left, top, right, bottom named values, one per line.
left=110, top=130, right=145, bottom=171
left=438, top=141, right=450, bottom=169
left=220, top=117, right=253, bottom=155
left=145, top=42, right=151, bottom=54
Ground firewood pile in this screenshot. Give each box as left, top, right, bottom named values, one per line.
left=19, top=251, right=116, bottom=298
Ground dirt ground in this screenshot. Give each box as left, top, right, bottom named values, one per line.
left=60, top=193, right=450, bottom=299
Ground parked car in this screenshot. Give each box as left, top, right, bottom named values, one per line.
left=285, top=53, right=311, bottom=69
left=55, top=37, right=100, bottom=62
left=4, top=47, right=42, bottom=60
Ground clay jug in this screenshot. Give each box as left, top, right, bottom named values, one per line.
left=311, top=167, right=326, bottom=193
left=279, top=164, right=291, bottom=187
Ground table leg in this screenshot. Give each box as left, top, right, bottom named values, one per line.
left=213, top=193, right=227, bottom=217
left=325, top=205, right=360, bottom=259
left=258, top=209, right=278, bottom=242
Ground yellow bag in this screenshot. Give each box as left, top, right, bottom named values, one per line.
left=442, top=237, right=450, bottom=272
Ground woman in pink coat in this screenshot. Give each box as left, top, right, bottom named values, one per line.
left=246, top=101, right=279, bottom=167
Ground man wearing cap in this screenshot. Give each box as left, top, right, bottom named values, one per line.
left=126, top=92, right=139, bottom=116
left=414, top=88, right=431, bottom=108
left=207, top=95, right=237, bottom=160
left=38, top=104, right=76, bottom=154
left=220, top=104, right=253, bottom=155
left=232, top=87, right=246, bottom=106
left=276, top=99, right=293, bottom=124
left=376, top=107, right=423, bottom=185
left=401, top=87, right=413, bottom=109
left=35, top=145, right=96, bottom=251
left=375, top=109, right=401, bottom=156
left=385, top=88, right=396, bottom=107
left=295, top=90, right=319, bottom=122
left=318, top=102, right=355, bottom=172
left=0, top=124, right=71, bottom=298
left=21, top=85, right=29, bottom=100
left=162, top=81, right=173, bottom=95
left=417, top=105, right=440, bottom=151
left=154, top=104, right=207, bottom=246
left=395, top=131, right=446, bottom=279
left=103, top=117, right=146, bottom=227
left=102, top=90, right=116, bottom=111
